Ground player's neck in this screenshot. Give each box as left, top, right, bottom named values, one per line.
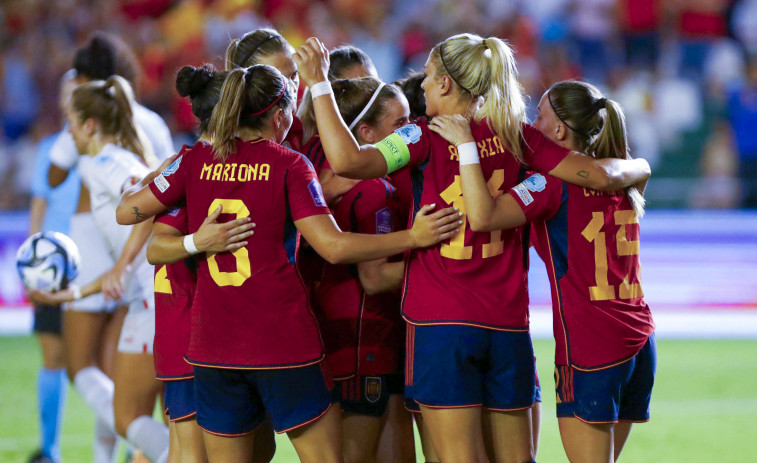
left=86, top=134, right=117, bottom=156
left=239, top=127, right=274, bottom=144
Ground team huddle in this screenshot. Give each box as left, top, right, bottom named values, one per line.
left=29, top=26, right=655, bottom=463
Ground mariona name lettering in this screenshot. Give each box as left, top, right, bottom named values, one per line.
left=200, top=163, right=271, bottom=182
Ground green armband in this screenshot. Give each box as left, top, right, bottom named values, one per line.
left=375, top=133, right=410, bottom=174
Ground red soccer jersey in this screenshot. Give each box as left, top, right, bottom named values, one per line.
left=314, top=177, right=407, bottom=379
left=300, top=134, right=329, bottom=175
left=385, top=120, right=569, bottom=330
left=149, top=139, right=331, bottom=368
left=507, top=172, right=655, bottom=370
left=153, top=206, right=196, bottom=380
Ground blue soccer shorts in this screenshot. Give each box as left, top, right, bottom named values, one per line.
left=556, top=333, right=657, bottom=423
left=405, top=324, right=537, bottom=411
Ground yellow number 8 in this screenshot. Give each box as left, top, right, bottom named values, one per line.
left=207, top=199, right=251, bottom=287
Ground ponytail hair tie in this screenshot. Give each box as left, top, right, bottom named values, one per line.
left=595, top=97, right=607, bottom=111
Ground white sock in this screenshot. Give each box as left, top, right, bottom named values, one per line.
left=126, top=415, right=169, bottom=463
left=92, top=418, right=117, bottom=463
left=73, top=366, right=115, bottom=429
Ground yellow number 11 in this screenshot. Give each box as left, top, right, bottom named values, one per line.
left=581, top=210, right=643, bottom=301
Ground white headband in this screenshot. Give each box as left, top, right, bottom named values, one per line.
left=348, top=82, right=386, bottom=130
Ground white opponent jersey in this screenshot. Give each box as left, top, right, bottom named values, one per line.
left=77, top=143, right=153, bottom=304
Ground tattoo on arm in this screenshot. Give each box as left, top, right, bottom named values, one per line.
left=577, top=170, right=589, bottom=179
left=132, top=207, right=147, bottom=221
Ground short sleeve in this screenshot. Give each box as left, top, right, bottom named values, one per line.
left=521, top=124, right=570, bottom=175
left=93, top=152, right=150, bottom=198
left=506, top=172, right=563, bottom=223
left=287, top=155, right=332, bottom=221
left=155, top=205, right=189, bottom=235
left=375, top=122, right=430, bottom=174
left=149, top=153, right=188, bottom=207
left=48, top=130, right=78, bottom=170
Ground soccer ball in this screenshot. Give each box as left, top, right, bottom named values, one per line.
left=16, top=232, right=80, bottom=292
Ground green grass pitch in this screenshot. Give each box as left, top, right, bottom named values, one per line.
left=1, top=336, right=756, bottom=462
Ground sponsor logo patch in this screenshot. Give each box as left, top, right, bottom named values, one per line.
left=364, top=376, right=382, bottom=403
left=513, top=183, right=533, bottom=206
left=154, top=174, right=170, bottom=193
left=162, top=155, right=182, bottom=176
left=375, top=207, right=394, bottom=234
left=395, top=124, right=422, bottom=144
left=308, top=178, right=327, bottom=207
left=524, top=173, right=547, bottom=192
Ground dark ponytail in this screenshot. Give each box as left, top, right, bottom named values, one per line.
left=547, top=80, right=645, bottom=217
left=176, top=65, right=228, bottom=137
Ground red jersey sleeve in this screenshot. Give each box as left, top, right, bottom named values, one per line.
left=521, top=123, right=571, bottom=174
left=287, top=154, right=332, bottom=221
left=507, top=172, right=563, bottom=223
left=154, top=205, right=189, bottom=235
left=149, top=148, right=190, bottom=207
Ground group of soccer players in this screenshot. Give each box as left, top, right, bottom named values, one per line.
left=29, top=23, right=655, bottom=463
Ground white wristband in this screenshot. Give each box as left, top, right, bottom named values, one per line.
left=458, top=142, right=480, bottom=165
left=310, top=81, right=333, bottom=99
left=70, top=285, right=82, bottom=301
left=183, top=234, right=199, bottom=255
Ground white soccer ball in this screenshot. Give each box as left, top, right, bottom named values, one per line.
left=16, top=232, right=80, bottom=292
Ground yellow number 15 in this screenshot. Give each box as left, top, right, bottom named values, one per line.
left=581, top=210, right=643, bottom=301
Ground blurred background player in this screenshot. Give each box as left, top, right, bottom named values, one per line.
left=32, top=75, right=170, bottom=463
left=25, top=69, right=79, bottom=463
left=37, top=32, right=173, bottom=463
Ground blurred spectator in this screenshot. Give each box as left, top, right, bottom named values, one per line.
left=0, top=38, right=39, bottom=142
left=618, top=0, right=662, bottom=70
left=568, top=0, right=620, bottom=83
left=670, top=0, right=730, bottom=82
left=731, top=0, right=757, bottom=56
left=690, top=120, right=741, bottom=208
left=728, top=56, right=757, bottom=207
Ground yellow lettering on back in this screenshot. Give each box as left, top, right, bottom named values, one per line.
left=259, top=164, right=270, bottom=181
left=201, top=163, right=212, bottom=180
left=238, top=164, right=248, bottom=182
left=211, top=164, right=222, bottom=181
left=449, top=145, right=459, bottom=161
left=487, top=137, right=496, bottom=157
left=492, top=136, right=504, bottom=155
left=229, top=163, right=237, bottom=181
left=477, top=140, right=490, bottom=159
left=222, top=164, right=231, bottom=181
left=248, top=164, right=258, bottom=181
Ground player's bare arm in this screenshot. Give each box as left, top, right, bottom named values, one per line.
left=430, top=115, right=527, bottom=231
left=296, top=204, right=460, bottom=265
left=146, top=206, right=256, bottom=265
left=294, top=37, right=388, bottom=179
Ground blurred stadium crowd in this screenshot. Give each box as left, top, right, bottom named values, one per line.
left=1, top=0, right=757, bottom=210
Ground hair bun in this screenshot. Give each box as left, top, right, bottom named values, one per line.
left=176, top=65, right=214, bottom=98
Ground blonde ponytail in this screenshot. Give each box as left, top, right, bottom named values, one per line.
left=432, top=34, right=527, bottom=162
left=105, top=76, right=156, bottom=167
left=207, top=69, right=247, bottom=161
left=71, top=75, right=156, bottom=167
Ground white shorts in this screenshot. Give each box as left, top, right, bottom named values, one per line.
left=117, top=295, right=155, bottom=354
left=65, top=213, right=119, bottom=313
